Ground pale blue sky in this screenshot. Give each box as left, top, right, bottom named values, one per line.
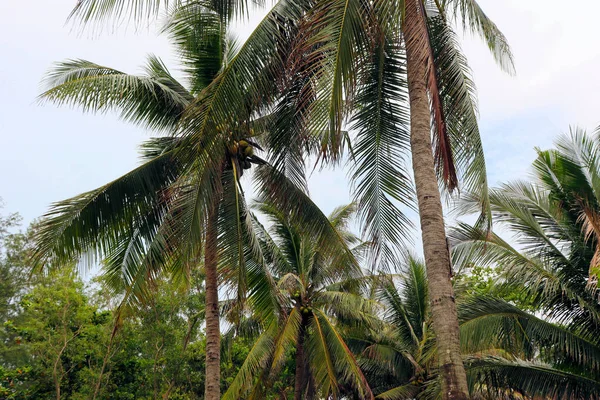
left=1, top=0, right=600, bottom=250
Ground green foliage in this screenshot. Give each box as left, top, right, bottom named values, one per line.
left=223, top=203, right=374, bottom=399
left=452, top=128, right=600, bottom=397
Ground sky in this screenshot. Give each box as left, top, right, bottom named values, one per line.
left=1, top=0, right=600, bottom=249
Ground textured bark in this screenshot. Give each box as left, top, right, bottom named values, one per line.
left=294, top=313, right=306, bottom=400
left=204, top=206, right=221, bottom=400
left=403, top=1, right=470, bottom=399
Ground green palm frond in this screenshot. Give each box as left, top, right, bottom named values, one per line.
left=450, top=222, right=600, bottom=330
left=180, top=0, right=306, bottom=149
left=316, top=291, right=380, bottom=326
left=314, top=309, right=374, bottom=399
left=426, top=12, right=491, bottom=229
left=68, top=0, right=258, bottom=26
left=308, top=312, right=338, bottom=397
left=255, top=164, right=361, bottom=277
left=40, top=57, right=192, bottom=132
left=297, top=0, right=371, bottom=161
left=221, top=320, right=279, bottom=400
left=349, top=22, right=414, bottom=270
left=268, top=307, right=302, bottom=378
left=32, top=148, right=181, bottom=269
left=442, top=0, right=515, bottom=74
left=460, top=296, right=600, bottom=373
left=375, top=382, right=420, bottom=400
left=465, top=356, right=600, bottom=400
left=162, top=1, right=227, bottom=94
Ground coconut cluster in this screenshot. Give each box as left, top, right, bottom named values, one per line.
left=228, top=139, right=261, bottom=175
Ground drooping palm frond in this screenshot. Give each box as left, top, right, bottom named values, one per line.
left=459, top=296, right=600, bottom=374
left=39, top=58, right=193, bottom=132
left=426, top=11, right=491, bottom=229
left=465, top=356, right=600, bottom=400
left=349, top=21, right=414, bottom=270
left=31, top=147, right=181, bottom=269
left=68, top=0, right=259, bottom=26
left=294, top=0, right=372, bottom=161
left=441, top=0, right=515, bottom=74
left=221, top=320, right=280, bottom=400
left=314, top=309, right=374, bottom=399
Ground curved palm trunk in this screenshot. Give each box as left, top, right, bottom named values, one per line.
left=294, top=313, right=307, bottom=400
left=403, top=1, right=469, bottom=399
left=204, top=206, right=221, bottom=400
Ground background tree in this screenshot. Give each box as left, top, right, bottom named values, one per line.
left=451, top=128, right=600, bottom=399
left=223, top=203, right=374, bottom=400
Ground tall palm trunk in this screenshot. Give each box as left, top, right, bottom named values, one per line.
left=403, top=1, right=469, bottom=399
left=294, top=312, right=307, bottom=400
left=204, top=205, right=221, bottom=400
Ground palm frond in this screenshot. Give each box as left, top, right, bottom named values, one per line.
left=427, top=12, right=491, bottom=229
left=255, top=164, right=361, bottom=279
left=39, top=58, right=192, bottom=132
left=460, top=296, right=600, bottom=373
left=375, top=382, right=420, bottom=400
left=313, top=309, right=374, bottom=399
left=442, top=0, right=515, bottom=74
left=465, top=356, right=600, bottom=400
left=68, top=0, right=258, bottom=26
left=349, top=22, right=414, bottom=270
left=296, top=0, right=371, bottom=161
left=180, top=0, right=306, bottom=152
left=162, top=1, right=227, bottom=94
left=31, top=149, right=181, bottom=269
left=221, top=321, right=279, bottom=400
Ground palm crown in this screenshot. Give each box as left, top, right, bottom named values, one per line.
left=223, top=203, right=375, bottom=399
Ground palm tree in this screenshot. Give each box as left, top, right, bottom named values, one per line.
left=222, top=203, right=375, bottom=400
left=54, top=0, right=515, bottom=396
left=450, top=128, right=600, bottom=398
left=349, top=255, right=435, bottom=399
left=33, top=3, right=357, bottom=399
left=289, top=2, right=513, bottom=397
left=352, top=255, right=600, bottom=399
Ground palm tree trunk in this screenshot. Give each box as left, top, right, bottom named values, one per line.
left=204, top=205, right=221, bottom=400
left=294, top=313, right=307, bottom=400
left=403, top=1, right=469, bottom=399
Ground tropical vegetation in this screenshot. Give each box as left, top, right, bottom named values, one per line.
left=4, top=0, right=600, bottom=399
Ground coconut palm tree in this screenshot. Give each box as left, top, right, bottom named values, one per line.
left=287, top=2, right=514, bottom=397
left=351, top=254, right=600, bottom=399
left=348, top=255, right=435, bottom=399
left=449, top=128, right=600, bottom=398
left=54, top=0, right=515, bottom=396
left=32, top=3, right=357, bottom=399
left=222, top=203, right=375, bottom=400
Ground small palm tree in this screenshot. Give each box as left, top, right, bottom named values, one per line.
left=450, top=128, right=600, bottom=398
left=33, top=3, right=356, bottom=399
left=350, top=255, right=435, bottom=399
left=223, top=203, right=375, bottom=400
